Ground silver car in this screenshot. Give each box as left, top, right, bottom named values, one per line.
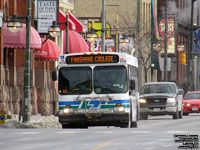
left=139, top=82, right=184, bottom=120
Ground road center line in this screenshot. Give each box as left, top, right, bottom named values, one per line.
left=92, top=136, right=136, bottom=150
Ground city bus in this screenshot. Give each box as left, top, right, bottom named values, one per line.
left=52, top=52, right=139, bottom=128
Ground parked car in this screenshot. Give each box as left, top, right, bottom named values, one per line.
left=182, top=91, right=200, bottom=115
left=139, top=82, right=184, bottom=120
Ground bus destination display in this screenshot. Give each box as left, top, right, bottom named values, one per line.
left=66, top=54, right=119, bottom=64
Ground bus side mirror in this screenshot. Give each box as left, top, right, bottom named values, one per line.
left=130, top=80, right=135, bottom=90
left=52, top=71, right=57, bottom=81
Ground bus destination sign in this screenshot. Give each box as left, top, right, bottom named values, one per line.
left=66, top=54, right=119, bottom=64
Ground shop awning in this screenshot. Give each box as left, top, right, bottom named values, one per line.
left=34, top=38, right=61, bottom=61
left=63, top=30, right=89, bottom=53
left=59, top=11, right=75, bottom=31
left=59, top=11, right=86, bottom=33
left=69, top=13, right=86, bottom=33
left=3, top=23, right=41, bottom=49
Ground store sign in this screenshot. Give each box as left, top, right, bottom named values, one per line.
left=37, top=0, right=58, bottom=33
left=159, top=17, right=175, bottom=38
left=194, top=30, right=200, bottom=53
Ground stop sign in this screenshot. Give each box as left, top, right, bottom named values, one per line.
left=159, top=17, right=175, bottom=38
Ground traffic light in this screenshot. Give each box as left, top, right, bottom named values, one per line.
left=180, top=52, right=186, bottom=65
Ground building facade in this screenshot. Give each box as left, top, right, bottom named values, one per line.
left=0, top=0, right=77, bottom=117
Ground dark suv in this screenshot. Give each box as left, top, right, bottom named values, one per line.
left=139, top=82, right=184, bottom=120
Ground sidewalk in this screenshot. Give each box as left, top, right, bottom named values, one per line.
left=0, top=114, right=62, bottom=129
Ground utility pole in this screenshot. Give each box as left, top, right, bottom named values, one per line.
left=137, top=0, right=141, bottom=87
left=23, top=0, right=32, bottom=123
left=189, top=0, right=195, bottom=91
left=102, top=0, right=106, bottom=52
left=164, top=0, right=168, bottom=81
left=197, top=0, right=200, bottom=90
left=116, top=13, right=119, bottom=52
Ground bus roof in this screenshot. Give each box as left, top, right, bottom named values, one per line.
left=58, top=52, right=138, bottom=68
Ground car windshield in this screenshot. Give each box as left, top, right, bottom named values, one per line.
left=58, top=67, right=92, bottom=95
left=94, top=66, right=128, bottom=94
left=184, top=93, right=200, bottom=100
left=140, top=84, right=175, bottom=94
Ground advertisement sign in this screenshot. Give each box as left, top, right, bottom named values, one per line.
left=194, top=30, right=200, bottom=53
left=37, top=0, right=58, bottom=33
left=152, top=0, right=159, bottom=39
left=105, top=39, right=115, bottom=52
left=159, top=17, right=175, bottom=38
left=88, top=22, right=111, bottom=39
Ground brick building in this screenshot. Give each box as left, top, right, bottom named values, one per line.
left=0, top=0, right=88, bottom=117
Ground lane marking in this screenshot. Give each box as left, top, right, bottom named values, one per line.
left=57, top=131, right=78, bottom=134
left=146, top=148, right=156, bottom=150
left=92, top=136, right=136, bottom=150
left=130, top=131, right=152, bottom=134
left=18, top=132, right=40, bottom=135
left=166, top=131, right=187, bottom=134
left=19, top=138, right=31, bottom=141
left=94, top=131, right=113, bottom=134
left=163, top=144, right=172, bottom=147
left=159, top=139, right=171, bottom=141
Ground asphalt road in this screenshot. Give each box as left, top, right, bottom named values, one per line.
left=0, top=114, right=199, bottom=150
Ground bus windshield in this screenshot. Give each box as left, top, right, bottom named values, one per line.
left=58, top=65, right=128, bottom=95
left=94, top=66, right=128, bottom=94
left=59, top=67, right=92, bottom=95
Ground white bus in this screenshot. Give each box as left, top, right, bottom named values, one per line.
left=52, top=52, right=139, bottom=128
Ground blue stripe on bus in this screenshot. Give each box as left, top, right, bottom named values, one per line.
left=59, top=99, right=130, bottom=106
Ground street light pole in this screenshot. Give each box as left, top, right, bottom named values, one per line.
left=164, top=0, right=168, bottom=81
left=23, top=0, right=32, bottom=123
left=66, top=14, right=69, bottom=54
left=102, top=0, right=106, bottom=52
left=189, top=0, right=195, bottom=91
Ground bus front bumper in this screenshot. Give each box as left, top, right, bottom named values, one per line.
left=58, top=113, right=129, bottom=126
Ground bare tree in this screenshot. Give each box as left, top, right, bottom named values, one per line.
left=118, top=12, right=160, bottom=83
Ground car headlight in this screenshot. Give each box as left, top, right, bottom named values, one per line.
left=184, top=103, right=190, bottom=107
left=167, top=98, right=176, bottom=103
left=139, top=98, right=147, bottom=104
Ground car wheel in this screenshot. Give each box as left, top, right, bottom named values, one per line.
left=183, top=113, right=189, bottom=116
left=120, top=122, right=129, bottom=128
left=130, top=121, right=137, bottom=128
left=140, top=114, right=148, bottom=120
left=62, top=124, right=73, bottom=129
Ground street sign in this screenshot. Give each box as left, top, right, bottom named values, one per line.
left=0, top=108, right=6, bottom=124
left=159, top=17, right=175, bottom=38
left=37, top=0, right=58, bottom=33
left=194, top=30, right=200, bottom=53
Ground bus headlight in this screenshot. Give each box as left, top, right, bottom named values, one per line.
left=114, top=107, right=125, bottom=112
left=139, top=98, right=147, bottom=104
left=63, top=108, right=73, bottom=114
